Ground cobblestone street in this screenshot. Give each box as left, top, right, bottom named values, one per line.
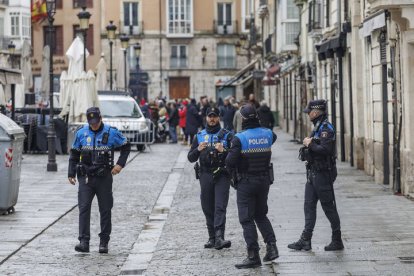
left=1, top=129, right=414, bottom=275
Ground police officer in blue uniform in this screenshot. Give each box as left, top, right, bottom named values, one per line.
left=226, top=104, right=278, bottom=269
left=68, top=107, right=131, bottom=253
left=188, top=107, right=233, bottom=250
left=288, top=99, right=344, bottom=252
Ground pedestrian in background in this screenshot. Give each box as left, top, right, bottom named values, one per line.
left=233, top=100, right=246, bottom=133
left=226, top=104, right=279, bottom=269
left=68, top=107, right=131, bottom=254
left=188, top=107, right=233, bottom=250
left=257, top=101, right=275, bottom=130
left=186, top=99, right=202, bottom=144
left=179, top=100, right=188, bottom=145
left=168, top=102, right=179, bottom=144
left=288, top=99, right=344, bottom=252
left=199, top=96, right=210, bottom=130
left=220, top=96, right=236, bottom=131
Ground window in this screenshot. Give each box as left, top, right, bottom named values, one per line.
left=123, top=2, right=140, bottom=35
left=217, top=3, right=233, bottom=34
left=0, top=18, right=4, bottom=37
left=22, top=15, right=31, bottom=38
left=73, top=0, right=93, bottom=8
left=286, top=0, right=299, bottom=19
left=10, top=12, right=20, bottom=36
left=242, top=0, right=254, bottom=31
left=167, top=0, right=193, bottom=36
left=73, top=24, right=94, bottom=55
left=308, top=0, right=322, bottom=32
left=56, top=0, right=63, bottom=9
left=170, top=45, right=187, bottom=68
left=217, top=44, right=235, bottom=69
left=44, top=25, right=64, bottom=56
left=285, top=22, right=300, bottom=45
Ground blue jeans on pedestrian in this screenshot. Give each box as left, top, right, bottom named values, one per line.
left=169, top=125, right=177, bottom=143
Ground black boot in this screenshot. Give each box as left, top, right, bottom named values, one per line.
left=288, top=232, right=312, bottom=251
left=74, top=240, right=89, bottom=253
left=204, top=237, right=215, bottom=249
left=263, top=242, right=279, bottom=262
left=325, top=231, right=344, bottom=251
left=214, top=229, right=231, bottom=250
left=99, top=241, right=109, bottom=254
left=235, top=248, right=261, bottom=269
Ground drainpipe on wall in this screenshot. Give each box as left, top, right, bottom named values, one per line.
left=337, top=0, right=345, bottom=162
left=380, top=30, right=390, bottom=185
left=159, top=0, right=163, bottom=97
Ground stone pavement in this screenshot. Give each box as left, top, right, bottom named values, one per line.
left=1, top=129, right=414, bottom=275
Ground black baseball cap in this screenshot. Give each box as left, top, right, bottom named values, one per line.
left=86, top=107, right=101, bottom=124
left=206, top=107, right=220, bottom=117
left=303, top=99, right=327, bottom=113
left=240, top=104, right=258, bottom=120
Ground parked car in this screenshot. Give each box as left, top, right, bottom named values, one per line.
left=98, top=91, right=151, bottom=151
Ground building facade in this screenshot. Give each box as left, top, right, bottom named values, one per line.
left=101, top=0, right=254, bottom=101
left=31, top=0, right=102, bottom=94
left=274, top=0, right=414, bottom=196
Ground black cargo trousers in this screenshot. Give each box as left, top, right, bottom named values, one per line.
left=304, top=169, right=341, bottom=234
left=77, top=169, right=113, bottom=243
left=236, top=175, right=276, bottom=250
left=199, top=169, right=231, bottom=238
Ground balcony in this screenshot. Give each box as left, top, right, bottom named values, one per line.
left=0, top=36, right=12, bottom=50
left=0, top=0, right=9, bottom=6
left=367, top=0, right=414, bottom=9
left=120, top=21, right=144, bottom=36
left=213, top=20, right=238, bottom=35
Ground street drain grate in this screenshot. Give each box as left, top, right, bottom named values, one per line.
left=398, top=257, right=414, bottom=264
left=120, top=269, right=145, bottom=275
left=346, top=195, right=370, bottom=199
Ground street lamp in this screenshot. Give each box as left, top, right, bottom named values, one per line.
left=134, top=42, right=141, bottom=71
left=77, top=6, right=91, bottom=71
left=201, top=45, right=207, bottom=64
left=120, top=33, right=130, bottom=92
left=106, top=20, right=117, bottom=90
left=46, top=0, right=57, bottom=172
left=8, top=41, right=16, bottom=121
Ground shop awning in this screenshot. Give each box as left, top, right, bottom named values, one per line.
left=315, top=33, right=347, bottom=60
left=359, top=11, right=386, bottom=38
left=0, top=67, right=22, bottom=85
left=219, top=59, right=259, bottom=88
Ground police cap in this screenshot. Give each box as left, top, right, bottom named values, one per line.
left=206, top=107, right=220, bottom=117
left=86, top=107, right=102, bottom=124
left=303, top=99, right=327, bottom=113
left=240, top=104, right=258, bottom=120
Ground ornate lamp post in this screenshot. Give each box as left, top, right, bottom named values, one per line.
left=201, top=45, right=207, bottom=64
left=120, top=33, right=130, bottom=92
left=8, top=41, right=16, bottom=121
left=106, top=21, right=117, bottom=90
left=46, top=0, right=57, bottom=172
left=134, top=42, right=141, bottom=72
left=77, top=6, right=91, bottom=71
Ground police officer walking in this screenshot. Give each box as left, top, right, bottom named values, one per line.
left=68, top=107, right=131, bottom=253
left=225, top=104, right=278, bottom=269
left=288, top=100, right=344, bottom=252
left=187, top=107, right=233, bottom=250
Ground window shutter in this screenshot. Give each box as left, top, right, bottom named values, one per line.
left=87, top=25, right=94, bottom=55
left=55, top=26, right=64, bottom=56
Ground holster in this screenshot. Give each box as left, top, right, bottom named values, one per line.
left=194, top=162, right=200, bottom=180
left=268, top=163, right=274, bottom=185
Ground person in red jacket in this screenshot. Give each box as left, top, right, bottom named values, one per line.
left=179, top=100, right=188, bottom=145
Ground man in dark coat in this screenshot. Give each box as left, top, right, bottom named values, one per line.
left=168, top=102, right=179, bottom=143
left=186, top=99, right=202, bottom=144
left=220, top=96, right=236, bottom=131
left=257, top=101, right=275, bottom=130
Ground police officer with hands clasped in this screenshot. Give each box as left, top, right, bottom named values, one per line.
left=225, top=104, right=278, bottom=269
left=187, top=107, right=233, bottom=250
left=288, top=99, right=344, bottom=252
left=68, top=107, right=131, bottom=254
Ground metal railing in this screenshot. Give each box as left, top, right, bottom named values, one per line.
left=213, top=20, right=238, bottom=35
left=0, top=36, right=12, bottom=51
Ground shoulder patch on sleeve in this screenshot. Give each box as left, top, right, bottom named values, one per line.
left=321, top=131, right=329, bottom=138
